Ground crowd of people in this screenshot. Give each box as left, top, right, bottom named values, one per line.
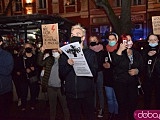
left=0, top=23, right=160, bottom=120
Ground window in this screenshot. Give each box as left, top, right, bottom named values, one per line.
left=63, top=0, right=77, bottom=13
left=116, top=0, right=122, bottom=7
left=133, top=0, right=142, bottom=5
left=38, top=0, right=46, bottom=9
left=0, top=1, right=3, bottom=13
left=15, top=0, right=22, bottom=11
left=64, top=0, right=75, bottom=6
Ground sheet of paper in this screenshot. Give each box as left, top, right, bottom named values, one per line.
left=60, top=42, right=93, bottom=77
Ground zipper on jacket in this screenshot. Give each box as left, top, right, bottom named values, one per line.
left=75, top=76, right=78, bottom=98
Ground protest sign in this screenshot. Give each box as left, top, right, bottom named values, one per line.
left=42, top=23, right=59, bottom=49
left=60, top=42, right=93, bottom=77
left=152, top=16, right=160, bottom=35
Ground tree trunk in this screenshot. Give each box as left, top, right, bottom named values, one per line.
left=94, top=0, right=132, bottom=35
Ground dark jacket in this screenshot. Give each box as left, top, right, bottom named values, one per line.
left=37, top=52, right=55, bottom=92
left=112, top=49, right=143, bottom=84
left=103, top=51, right=115, bottom=87
left=16, top=54, right=37, bottom=81
left=0, top=48, right=14, bottom=95
left=95, top=50, right=106, bottom=72
left=141, top=45, right=160, bottom=81
left=59, top=48, right=98, bottom=98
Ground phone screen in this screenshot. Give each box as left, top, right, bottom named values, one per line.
left=123, top=40, right=127, bottom=44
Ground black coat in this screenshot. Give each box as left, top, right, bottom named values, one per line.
left=103, top=51, right=115, bottom=87
left=59, top=48, right=98, bottom=98
left=112, top=49, right=143, bottom=84
left=16, top=54, right=37, bottom=81
left=141, top=45, right=160, bottom=81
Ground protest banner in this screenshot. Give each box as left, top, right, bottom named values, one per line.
left=152, top=16, right=160, bottom=35
left=42, top=23, right=59, bottom=49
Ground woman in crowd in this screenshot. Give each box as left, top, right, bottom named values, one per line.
left=16, top=43, right=38, bottom=111
left=88, top=35, right=105, bottom=118
left=37, top=46, right=70, bottom=120
left=103, top=33, right=119, bottom=119
left=141, top=34, right=160, bottom=109
left=112, top=34, right=143, bottom=120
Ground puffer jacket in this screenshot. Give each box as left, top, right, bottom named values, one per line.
left=37, top=52, right=55, bottom=92
left=59, top=48, right=98, bottom=98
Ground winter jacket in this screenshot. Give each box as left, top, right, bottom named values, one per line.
left=141, top=45, right=160, bottom=81
left=0, top=48, right=14, bottom=95
left=37, top=52, right=55, bottom=92
left=59, top=48, right=98, bottom=98
left=103, top=51, right=115, bottom=87
left=95, top=50, right=106, bottom=72
left=16, top=54, right=37, bottom=82
left=112, top=49, right=143, bottom=84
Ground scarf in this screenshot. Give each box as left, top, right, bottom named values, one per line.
left=89, top=44, right=103, bottom=52
left=106, top=43, right=118, bottom=52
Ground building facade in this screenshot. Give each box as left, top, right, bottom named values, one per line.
left=0, top=0, right=160, bottom=41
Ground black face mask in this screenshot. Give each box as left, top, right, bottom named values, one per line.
left=25, top=47, right=32, bottom=53
left=90, top=42, right=97, bottom=46
left=70, top=36, right=81, bottom=43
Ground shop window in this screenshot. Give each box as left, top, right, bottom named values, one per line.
left=15, top=0, right=22, bottom=11
left=38, top=0, right=46, bottom=9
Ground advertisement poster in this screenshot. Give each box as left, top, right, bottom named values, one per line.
left=41, top=23, right=59, bottom=49
left=60, top=42, right=93, bottom=77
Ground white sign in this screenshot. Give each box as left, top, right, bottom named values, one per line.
left=60, top=42, right=93, bottom=77
left=152, top=16, right=160, bottom=35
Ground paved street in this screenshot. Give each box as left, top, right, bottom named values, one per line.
left=9, top=99, right=109, bottom=120
left=8, top=95, right=147, bottom=120
left=8, top=85, right=156, bottom=120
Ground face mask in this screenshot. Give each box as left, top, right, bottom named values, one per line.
left=90, top=42, right=97, bottom=46
left=127, top=41, right=133, bottom=48
left=25, top=47, right=32, bottom=53
left=70, top=36, right=81, bottom=43
left=149, top=42, right=158, bottom=47
left=108, top=41, right=116, bottom=46
left=52, top=52, right=60, bottom=58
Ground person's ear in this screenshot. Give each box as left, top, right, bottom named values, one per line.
left=81, top=36, right=85, bottom=42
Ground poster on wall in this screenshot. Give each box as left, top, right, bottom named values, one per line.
left=41, top=23, right=59, bottom=49
left=152, top=16, right=160, bottom=35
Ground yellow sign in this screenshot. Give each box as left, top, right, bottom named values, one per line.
left=152, top=16, right=160, bottom=35
left=42, top=23, right=59, bottom=49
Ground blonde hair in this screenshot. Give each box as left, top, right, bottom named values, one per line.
left=71, top=24, right=86, bottom=37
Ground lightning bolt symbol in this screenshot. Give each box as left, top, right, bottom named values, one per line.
left=51, top=25, right=55, bottom=32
